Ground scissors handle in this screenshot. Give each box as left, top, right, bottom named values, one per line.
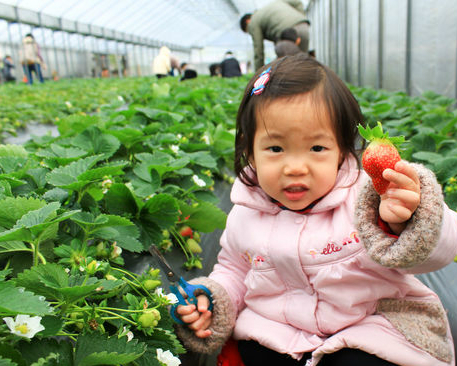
left=170, top=277, right=214, bottom=324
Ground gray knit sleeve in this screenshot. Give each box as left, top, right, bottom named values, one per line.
left=174, top=277, right=236, bottom=354
left=355, top=163, right=444, bottom=268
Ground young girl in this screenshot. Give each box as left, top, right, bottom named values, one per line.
left=175, top=54, right=457, bottom=366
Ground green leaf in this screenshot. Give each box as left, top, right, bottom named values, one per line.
left=74, top=333, right=146, bottom=366
left=17, top=338, right=74, bottom=366
left=0, top=356, right=19, bottom=366
left=29, top=353, right=58, bottom=366
left=0, top=197, right=46, bottom=229
left=0, top=281, right=52, bottom=316
left=185, top=151, right=217, bottom=169
left=72, top=127, right=121, bottom=160
left=0, top=144, right=28, bottom=158
left=15, top=264, right=100, bottom=303
left=36, top=315, right=64, bottom=337
left=46, top=156, right=102, bottom=187
left=103, top=183, right=139, bottom=216
left=0, top=343, right=25, bottom=366
left=142, top=194, right=179, bottom=229
left=181, top=201, right=227, bottom=232
left=77, top=161, right=127, bottom=182
left=15, top=202, right=60, bottom=228
left=433, top=157, right=457, bottom=183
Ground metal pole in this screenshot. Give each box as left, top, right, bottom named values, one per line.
left=343, top=0, right=349, bottom=82
left=6, top=22, right=19, bottom=84
left=377, top=0, right=384, bottom=89
left=328, top=0, right=333, bottom=69
left=51, top=30, right=60, bottom=76
left=357, top=0, right=362, bottom=86
left=405, top=0, right=412, bottom=95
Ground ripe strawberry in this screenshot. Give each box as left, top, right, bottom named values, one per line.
left=358, top=122, right=405, bottom=195
left=179, top=225, right=193, bottom=238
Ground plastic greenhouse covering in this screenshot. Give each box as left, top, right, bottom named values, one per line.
left=1, top=0, right=457, bottom=365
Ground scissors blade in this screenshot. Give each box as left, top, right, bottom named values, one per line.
left=148, top=245, right=180, bottom=283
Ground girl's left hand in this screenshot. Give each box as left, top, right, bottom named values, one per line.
left=379, top=161, right=421, bottom=235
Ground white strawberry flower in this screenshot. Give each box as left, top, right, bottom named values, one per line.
left=192, top=175, right=206, bottom=187
left=156, top=348, right=181, bottom=366
left=170, top=145, right=180, bottom=153
left=3, top=315, right=45, bottom=339
left=155, top=288, right=179, bottom=304
left=65, top=101, right=72, bottom=108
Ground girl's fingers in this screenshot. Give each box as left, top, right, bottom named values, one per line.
left=386, top=202, right=414, bottom=222
left=197, top=295, right=210, bottom=312
left=176, top=304, right=196, bottom=316
left=383, top=161, right=420, bottom=192
left=188, top=310, right=212, bottom=332
left=386, top=189, right=420, bottom=208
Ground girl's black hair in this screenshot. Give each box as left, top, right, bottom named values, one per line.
left=234, top=53, right=365, bottom=187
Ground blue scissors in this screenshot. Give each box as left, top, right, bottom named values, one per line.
left=149, top=245, right=213, bottom=324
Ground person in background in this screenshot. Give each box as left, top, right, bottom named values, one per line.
left=153, top=46, right=171, bottom=79
left=240, top=0, right=310, bottom=71
left=174, top=54, right=457, bottom=366
left=20, top=33, right=45, bottom=84
left=1, top=55, right=16, bottom=83
left=274, top=27, right=302, bottom=58
left=209, top=63, right=222, bottom=77
left=169, top=55, right=181, bottom=76
left=220, top=51, right=242, bottom=77
left=180, top=62, right=197, bottom=81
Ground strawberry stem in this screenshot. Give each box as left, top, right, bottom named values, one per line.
left=358, top=121, right=405, bottom=147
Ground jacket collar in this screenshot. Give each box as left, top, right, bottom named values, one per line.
left=231, top=156, right=361, bottom=215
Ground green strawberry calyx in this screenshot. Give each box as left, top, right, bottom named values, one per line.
left=358, top=121, right=405, bottom=147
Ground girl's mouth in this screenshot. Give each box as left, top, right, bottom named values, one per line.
left=284, top=185, right=308, bottom=201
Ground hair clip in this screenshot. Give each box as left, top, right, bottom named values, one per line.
left=251, top=67, right=271, bottom=95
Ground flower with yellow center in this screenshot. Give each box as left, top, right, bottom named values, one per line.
left=3, top=314, right=45, bottom=339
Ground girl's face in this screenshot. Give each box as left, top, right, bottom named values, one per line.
left=250, top=93, right=342, bottom=210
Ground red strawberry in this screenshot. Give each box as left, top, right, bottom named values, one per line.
left=358, top=122, right=405, bottom=195
left=179, top=225, right=193, bottom=238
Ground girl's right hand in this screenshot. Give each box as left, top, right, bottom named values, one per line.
left=176, top=294, right=212, bottom=338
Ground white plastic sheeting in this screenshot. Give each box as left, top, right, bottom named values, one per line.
left=308, top=0, right=457, bottom=99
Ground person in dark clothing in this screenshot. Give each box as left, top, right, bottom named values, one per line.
left=1, top=55, right=16, bottom=82
left=220, top=51, right=242, bottom=77
left=274, top=28, right=302, bottom=58
left=209, top=63, right=222, bottom=77
left=180, top=62, right=197, bottom=81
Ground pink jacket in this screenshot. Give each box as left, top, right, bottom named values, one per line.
left=176, top=158, right=457, bottom=366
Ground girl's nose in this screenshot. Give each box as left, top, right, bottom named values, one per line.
left=284, top=157, right=308, bottom=176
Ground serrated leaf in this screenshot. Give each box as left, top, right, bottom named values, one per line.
left=17, top=338, right=74, bottom=366
left=185, top=151, right=217, bottom=168
left=72, top=127, right=120, bottom=160
left=36, top=315, right=64, bottom=337
left=0, top=144, right=28, bottom=158
left=0, top=356, right=18, bottom=366
left=142, top=194, right=179, bottom=229
left=15, top=264, right=100, bottom=303
left=29, top=353, right=58, bottom=366
left=103, top=184, right=139, bottom=216
left=74, top=333, right=146, bottom=366
left=0, top=197, right=46, bottom=229
left=77, top=162, right=127, bottom=182
left=14, top=202, right=60, bottom=229
left=0, top=241, right=30, bottom=254
left=46, top=156, right=102, bottom=187
left=0, top=282, right=52, bottom=316
left=0, top=344, right=25, bottom=366
left=182, top=201, right=227, bottom=232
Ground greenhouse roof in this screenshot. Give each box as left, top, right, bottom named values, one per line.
left=0, top=0, right=310, bottom=50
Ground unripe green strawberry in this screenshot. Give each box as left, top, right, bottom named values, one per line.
left=143, top=279, right=161, bottom=291
left=358, top=122, right=405, bottom=195
left=138, top=308, right=161, bottom=328
left=186, top=238, right=202, bottom=254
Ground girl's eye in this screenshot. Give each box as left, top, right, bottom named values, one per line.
left=311, top=145, right=326, bottom=152
left=268, top=146, right=283, bottom=153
